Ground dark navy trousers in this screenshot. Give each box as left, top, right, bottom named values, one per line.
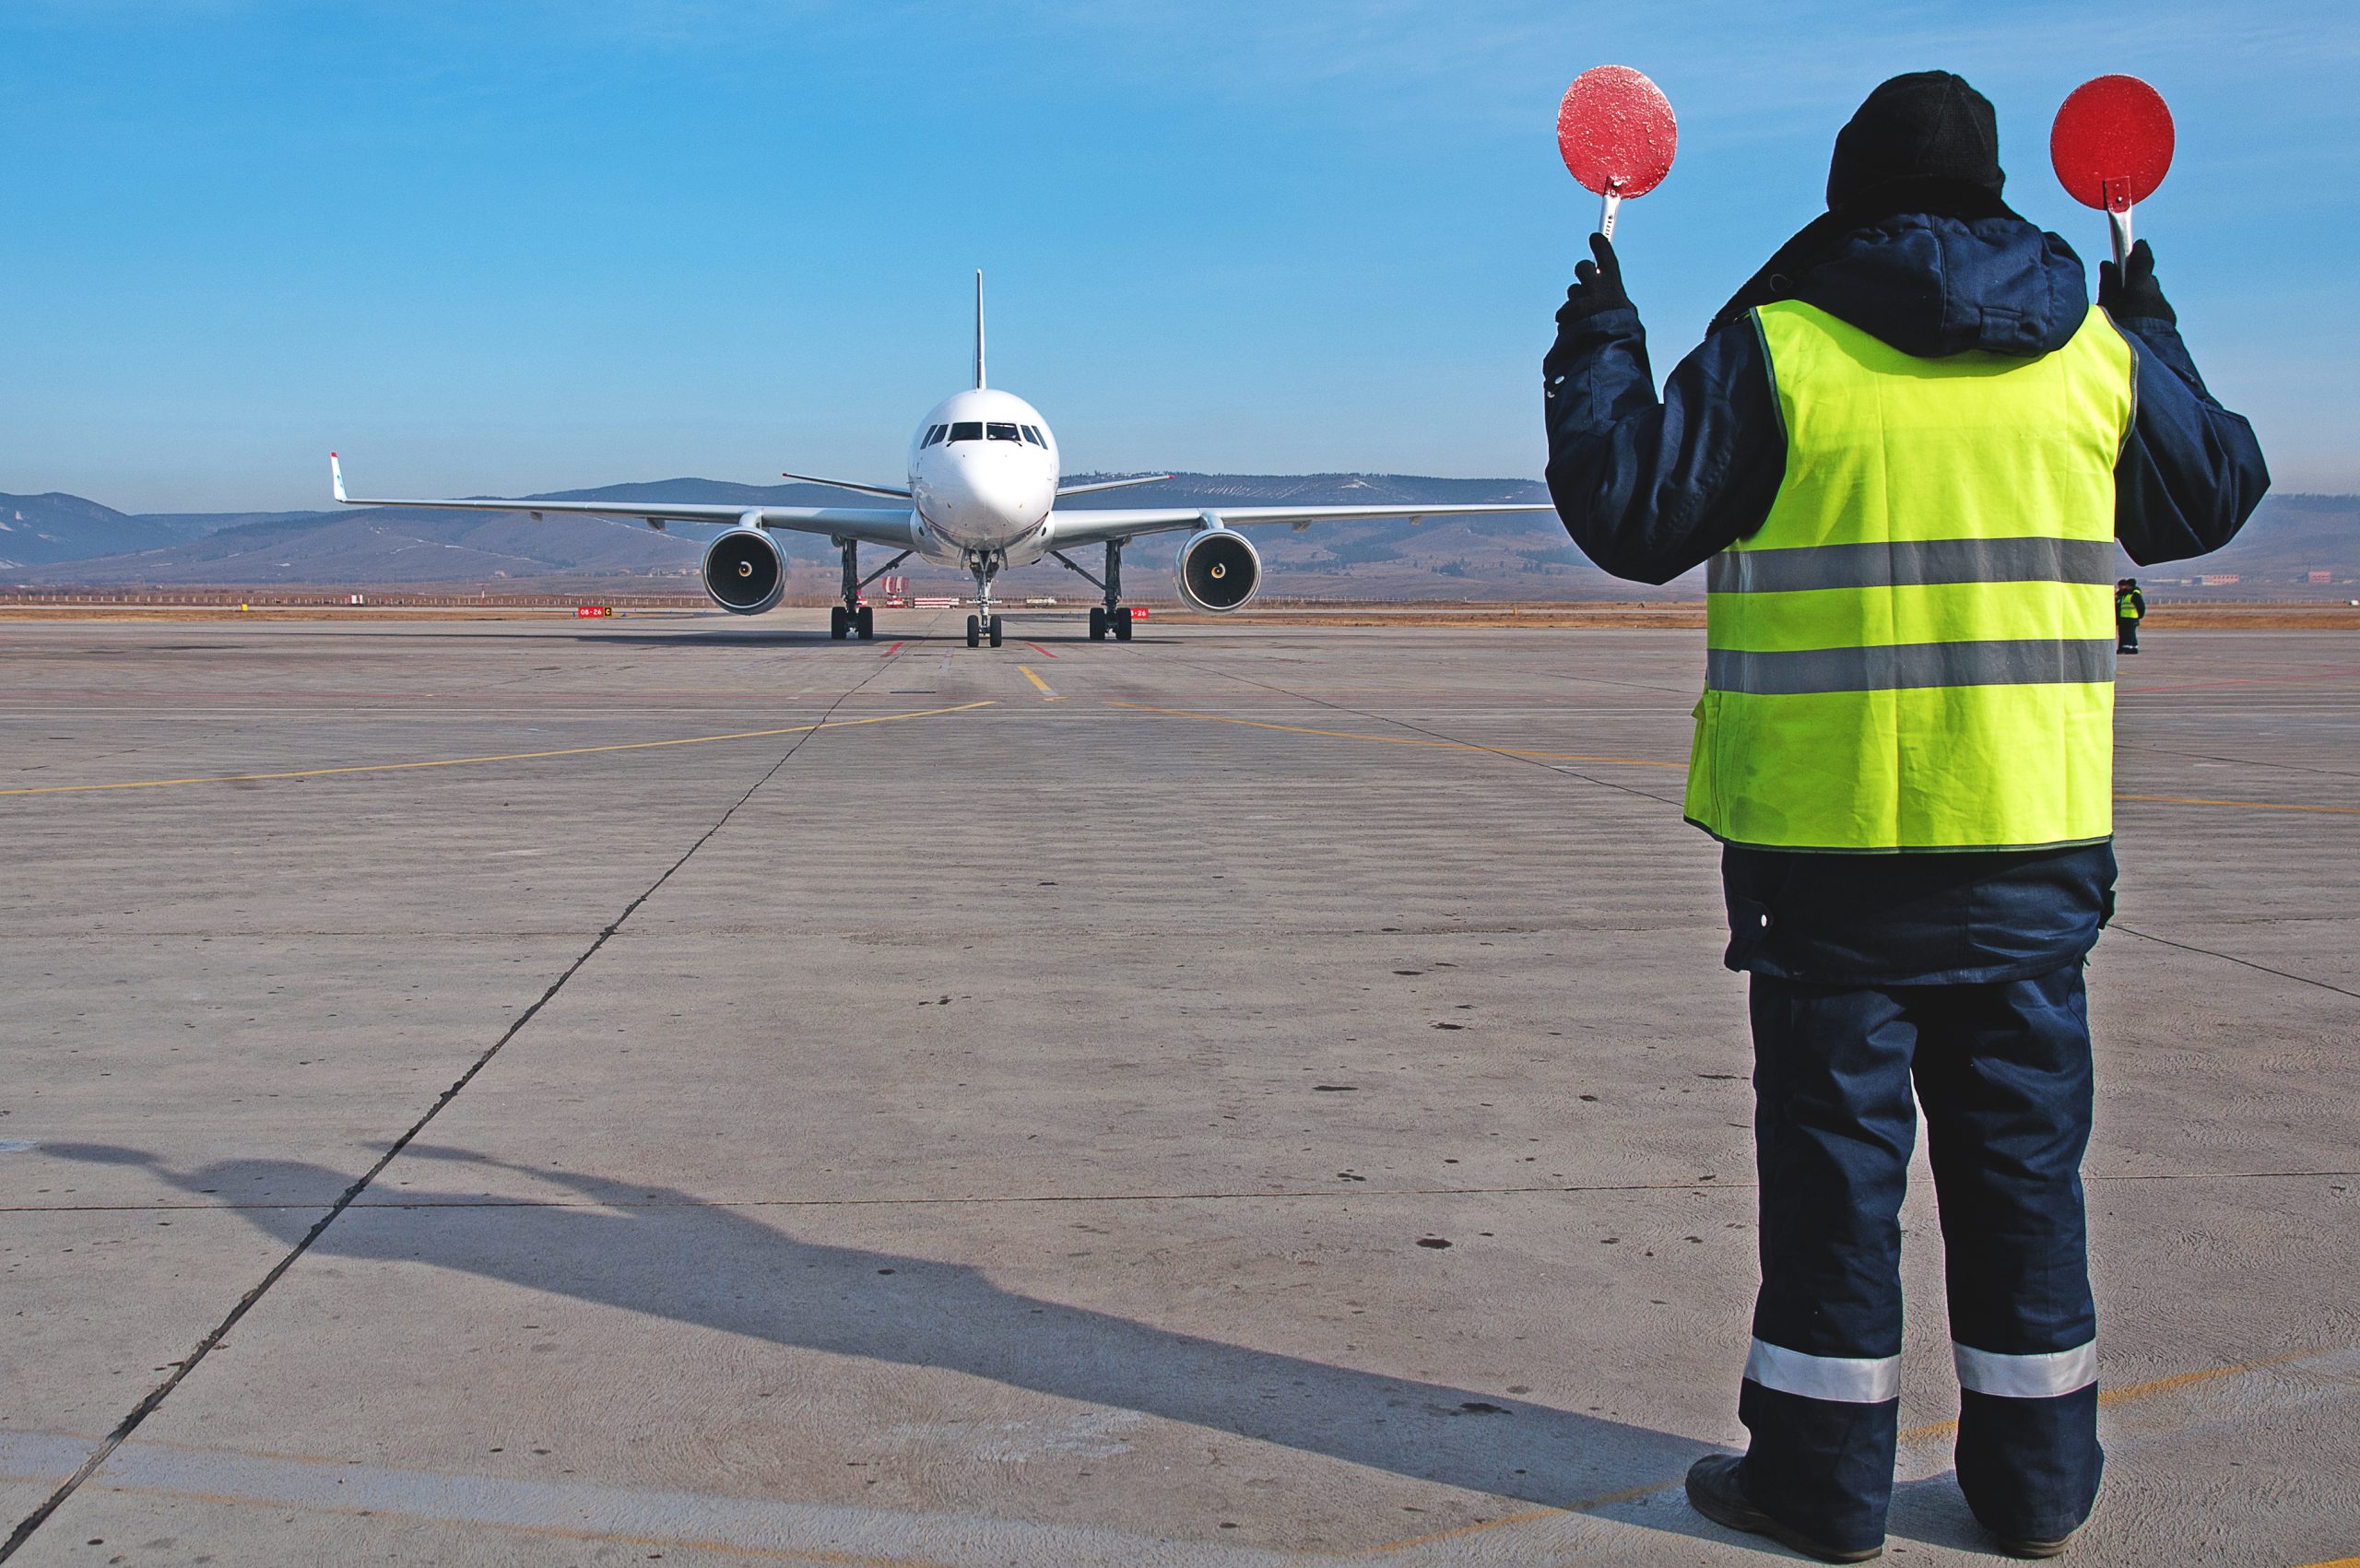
left=1738, top=965, right=2105, bottom=1551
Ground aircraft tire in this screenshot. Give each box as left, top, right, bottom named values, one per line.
left=988, top=615, right=1004, bottom=648
left=856, top=605, right=875, bottom=640
left=830, top=606, right=848, bottom=640
left=1089, top=607, right=1106, bottom=640
left=1113, top=610, right=1133, bottom=643
left=965, top=615, right=981, bottom=649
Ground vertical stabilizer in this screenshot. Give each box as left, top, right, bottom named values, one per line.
left=973, top=269, right=986, bottom=390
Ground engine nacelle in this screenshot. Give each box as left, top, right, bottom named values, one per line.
left=1175, top=527, right=1261, bottom=612
left=702, top=526, right=785, bottom=615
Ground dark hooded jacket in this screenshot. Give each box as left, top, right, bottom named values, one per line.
left=1541, top=212, right=2270, bottom=984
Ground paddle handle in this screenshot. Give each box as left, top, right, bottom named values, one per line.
left=2107, top=205, right=2132, bottom=269
left=1599, top=186, right=1623, bottom=242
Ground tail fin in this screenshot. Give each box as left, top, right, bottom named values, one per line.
left=973, top=269, right=985, bottom=390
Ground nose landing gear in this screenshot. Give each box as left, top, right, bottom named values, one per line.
left=965, top=558, right=1006, bottom=649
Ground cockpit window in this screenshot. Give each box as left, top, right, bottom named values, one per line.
left=922, top=424, right=947, bottom=447
left=986, top=422, right=1022, bottom=442
left=1021, top=425, right=1045, bottom=447
left=948, top=421, right=984, bottom=442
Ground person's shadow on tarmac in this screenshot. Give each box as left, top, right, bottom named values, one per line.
left=42, top=1141, right=1993, bottom=1556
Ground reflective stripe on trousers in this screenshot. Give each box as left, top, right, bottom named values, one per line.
left=1744, top=1338, right=2096, bottom=1406
left=1744, top=1339, right=1900, bottom=1404
left=1955, top=1339, right=2098, bottom=1398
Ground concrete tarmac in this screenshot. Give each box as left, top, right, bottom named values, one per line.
left=2, top=611, right=2354, bottom=1566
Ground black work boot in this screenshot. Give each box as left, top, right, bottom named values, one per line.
left=1685, top=1454, right=1884, bottom=1563
left=1992, top=1526, right=2080, bottom=1558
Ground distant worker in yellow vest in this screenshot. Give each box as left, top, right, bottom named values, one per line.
left=2116, top=578, right=2146, bottom=654
left=1542, top=72, right=2266, bottom=1562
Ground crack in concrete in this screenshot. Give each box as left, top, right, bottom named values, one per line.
left=2111, top=924, right=2360, bottom=1001
left=0, top=652, right=908, bottom=1562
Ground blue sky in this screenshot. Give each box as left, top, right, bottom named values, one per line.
left=4, top=0, right=2354, bottom=512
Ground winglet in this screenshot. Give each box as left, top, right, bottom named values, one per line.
left=330, top=452, right=347, bottom=503
left=973, top=269, right=986, bottom=391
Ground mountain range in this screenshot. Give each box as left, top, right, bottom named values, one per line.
left=6, top=479, right=2355, bottom=599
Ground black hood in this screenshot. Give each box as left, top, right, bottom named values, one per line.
left=1793, top=212, right=2090, bottom=358
left=1826, top=70, right=2005, bottom=212
left=1709, top=68, right=2087, bottom=360
left=1712, top=189, right=2090, bottom=360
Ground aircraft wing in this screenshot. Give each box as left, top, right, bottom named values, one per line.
left=1044, top=502, right=1556, bottom=552
left=329, top=455, right=918, bottom=550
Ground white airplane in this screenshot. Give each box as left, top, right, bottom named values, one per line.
left=331, top=276, right=1552, bottom=647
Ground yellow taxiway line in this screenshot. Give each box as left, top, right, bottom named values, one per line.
left=1015, top=666, right=1059, bottom=701
left=0, top=702, right=997, bottom=798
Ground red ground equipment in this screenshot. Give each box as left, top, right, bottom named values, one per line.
left=1556, top=65, right=1678, bottom=242
left=2051, top=75, right=2175, bottom=267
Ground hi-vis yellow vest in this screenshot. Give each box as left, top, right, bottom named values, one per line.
left=1684, top=300, right=2135, bottom=852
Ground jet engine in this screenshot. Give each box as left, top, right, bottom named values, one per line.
left=702, top=526, right=785, bottom=615
left=1175, top=527, right=1261, bottom=612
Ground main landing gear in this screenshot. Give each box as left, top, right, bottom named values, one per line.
left=1056, top=541, right=1131, bottom=642
left=831, top=536, right=910, bottom=642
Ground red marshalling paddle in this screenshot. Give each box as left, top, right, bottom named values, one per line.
left=2050, top=75, right=2176, bottom=267
left=1556, top=65, right=1677, bottom=242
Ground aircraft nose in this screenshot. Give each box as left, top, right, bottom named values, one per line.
left=940, top=448, right=1046, bottom=539
left=966, top=454, right=1034, bottom=517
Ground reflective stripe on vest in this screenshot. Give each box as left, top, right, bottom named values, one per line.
left=1684, top=300, right=2136, bottom=852
left=1705, top=638, right=2117, bottom=696
left=1708, top=536, right=2119, bottom=596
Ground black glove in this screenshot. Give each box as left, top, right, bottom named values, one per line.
left=2098, top=239, right=2175, bottom=326
left=1557, top=232, right=1632, bottom=330
left=1544, top=233, right=1633, bottom=387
